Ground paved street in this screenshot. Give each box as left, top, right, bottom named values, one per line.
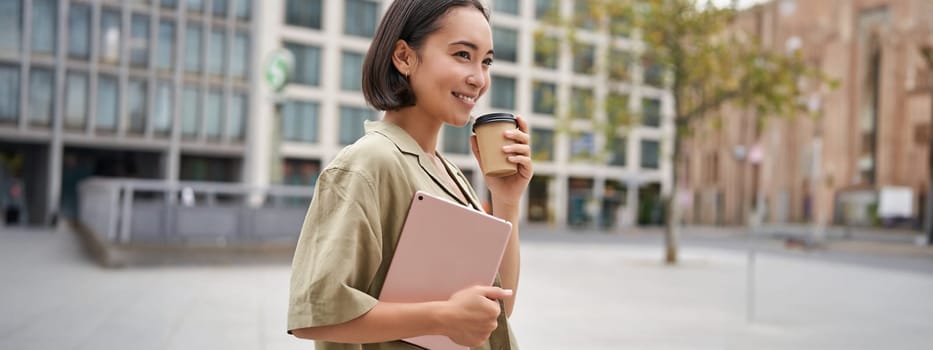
left=1, top=226, right=932, bottom=349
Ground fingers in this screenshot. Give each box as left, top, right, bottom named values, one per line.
left=515, top=114, right=530, bottom=133
left=502, top=114, right=530, bottom=155
left=476, top=286, right=513, bottom=300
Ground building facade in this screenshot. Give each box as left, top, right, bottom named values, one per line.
left=0, top=0, right=673, bottom=230
left=681, top=0, right=933, bottom=228
left=0, top=0, right=256, bottom=227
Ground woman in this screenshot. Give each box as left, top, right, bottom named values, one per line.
left=286, top=1, right=532, bottom=349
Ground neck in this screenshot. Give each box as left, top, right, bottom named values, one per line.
left=383, top=107, right=443, bottom=155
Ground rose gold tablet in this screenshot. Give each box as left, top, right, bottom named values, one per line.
left=379, top=190, right=513, bottom=350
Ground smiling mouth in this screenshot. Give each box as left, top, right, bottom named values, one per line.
left=452, top=92, right=476, bottom=104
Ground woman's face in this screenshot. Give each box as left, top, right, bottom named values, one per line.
left=407, top=7, right=493, bottom=127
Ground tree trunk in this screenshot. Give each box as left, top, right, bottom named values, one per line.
left=927, top=94, right=933, bottom=244
left=664, top=193, right=679, bottom=264
left=664, top=136, right=681, bottom=264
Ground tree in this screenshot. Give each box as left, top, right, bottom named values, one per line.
left=539, top=0, right=834, bottom=263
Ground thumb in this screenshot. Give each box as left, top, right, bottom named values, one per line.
left=470, top=135, right=483, bottom=164
left=478, top=286, right=513, bottom=300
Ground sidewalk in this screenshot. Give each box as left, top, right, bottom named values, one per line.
left=522, top=223, right=933, bottom=260
left=2, top=227, right=932, bottom=349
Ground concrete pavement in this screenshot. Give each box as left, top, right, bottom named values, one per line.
left=1, top=226, right=932, bottom=349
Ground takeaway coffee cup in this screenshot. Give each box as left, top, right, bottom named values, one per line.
left=472, top=112, right=519, bottom=177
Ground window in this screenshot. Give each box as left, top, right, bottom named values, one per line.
left=286, top=43, right=321, bottom=86
left=282, top=101, right=319, bottom=143
left=157, top=20, right=175, bottom=70
left=644, top=59, right=665, bottom=87
left=282, top=158, right=320, bottom=187
left=494, top=0, right=519, bottom=15
left=286, top=0, right=322, bottom=30
left=182, top=86, right=200, bottom=137
left=100, top=9, right=121, bottom=64
left=606, top=92, right=630, bottom=125
left=31, top=0, right=57, bottom=54
left=531, top=128, right=554, bottom=161
left=642, top=98, right=661, bottom=127
left=153, top=81, right=172, bottom=134
left=161, top=0, right=177, bottom=8
left=640, top=139, right=660, bottom=169
left=68, top=4, right=91, bottom=59
left=229, top=93, right=246, bottom=140
left=609, top=49, right=631, bottom=81
left=0, top=0, right=21, bottom=53
left=208, top=29, right=226, bottom=75
left=29, top=68, right=53, bottom=126
left=64, top=72, right=88, bottom=129
left=231, top=32, right=249, bottom=78
left=492, top=27, right=518, bottom=63
left=128, top=79, right=147, bottom=134
left=344, top=0, right=378, bottom=37
left=490, top=75, right=515, bottom=109
left=532, top=81, right=556, bottom=115
left=339, top=106, right=376, bottom=145
left=205, top=90, right=223, bottom=139
left=535, top=0, right=557, bottom=19
left=443, top=123, right=472, bottom=155
left=235, top=0, right=250, bottom=20
left=341, top=51, right=364, bottom=91
left=573, top=43, right=595, bottom=75
left=180, top=155, right=240, bottom=182
left=609, top=8, right=631, bottom=37
left=96, top=75, right=119, bottom=131
left=571, top=87, right=593, bottom=120
left=184, top=23, right=202, bottom=72
left=533, top=36, right=558, bottom=69
left=608, top=137, right=626, bottom=166
left=187, top=0, right=204, bottom=12
left=574, top=0, right=598, bottom=30
left=130, top=14, right=150, bottom=67
left=0, top=65, right=19, bottom=122
left=570, top=132, right=594, bottom=161
left=212, top=0, right=227, bottom=17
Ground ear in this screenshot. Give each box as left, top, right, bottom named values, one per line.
left=392, top=40, right=417, bottom=77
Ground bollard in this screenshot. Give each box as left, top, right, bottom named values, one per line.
left=746, top=249, right=756, bottom=323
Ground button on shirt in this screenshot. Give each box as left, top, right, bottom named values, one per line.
left=287, top=121, right=519, bottom=350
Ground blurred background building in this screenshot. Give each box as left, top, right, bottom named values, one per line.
left=680, top=0, right=933, bottom=229
left=0, top=0, right=674, bottom=230
left=0, top=0, right=255, bottom=228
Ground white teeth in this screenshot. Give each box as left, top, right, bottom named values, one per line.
left=454, top=93, right=475, bottom=103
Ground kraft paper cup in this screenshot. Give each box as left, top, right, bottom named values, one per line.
left=472, top=113, right=519, bottom=177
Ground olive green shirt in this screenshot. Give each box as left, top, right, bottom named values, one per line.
left=287, top=120, right=518, bottom=350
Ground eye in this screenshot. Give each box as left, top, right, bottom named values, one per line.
left=482, top=58, right=494, bottom=66
left=454, top=51, right=471, bottom=60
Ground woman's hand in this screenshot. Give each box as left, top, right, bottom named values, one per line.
left=470, top=114, right=534, bottom=208
left=440, top=286, right=512, bottom=347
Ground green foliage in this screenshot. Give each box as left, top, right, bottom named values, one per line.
left=537, top=0, right=833, bottom=144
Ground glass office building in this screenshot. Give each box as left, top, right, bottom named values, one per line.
left=0, top=0, right=255, bottom=225
left=0, top=0, right=671, bottom=229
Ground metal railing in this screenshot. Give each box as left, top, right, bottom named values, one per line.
left=79, top=178, right=314, bottom=244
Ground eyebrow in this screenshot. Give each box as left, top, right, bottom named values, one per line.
left=449, top=41, right=494, bottom=56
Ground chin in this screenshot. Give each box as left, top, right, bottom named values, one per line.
left=446, top=114, right=472, bottom=128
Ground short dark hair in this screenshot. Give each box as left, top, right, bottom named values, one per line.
left=362, top=0, right=489, bottom=111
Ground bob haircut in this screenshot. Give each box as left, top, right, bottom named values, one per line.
left=362, top=0, right=489, bottom=111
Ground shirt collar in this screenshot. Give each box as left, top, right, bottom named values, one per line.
left=365, top=120, right=475, bottom=207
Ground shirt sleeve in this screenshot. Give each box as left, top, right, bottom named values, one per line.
left=287, top=167, right=383, bottom=332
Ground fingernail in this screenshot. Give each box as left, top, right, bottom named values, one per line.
left=503, top=289, right=513, bottom=296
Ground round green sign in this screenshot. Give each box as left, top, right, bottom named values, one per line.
left=265, top=49, right=294, bottom=93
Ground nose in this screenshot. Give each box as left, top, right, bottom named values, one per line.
left=466, top=67, right=486, bottom=90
